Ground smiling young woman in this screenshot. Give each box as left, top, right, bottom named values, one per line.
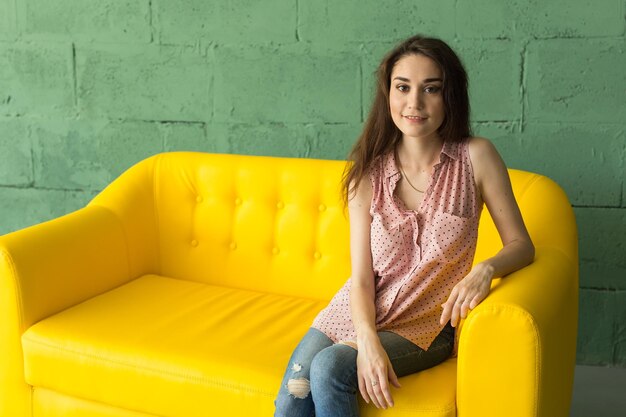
left=389, top=54, right=445, bottom=144
left=274, top=34, right=534, bottom=417
left=388, top=53, right=446, bottom=209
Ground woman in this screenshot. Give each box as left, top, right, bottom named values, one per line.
left=274, top=34, right=534, bottom=417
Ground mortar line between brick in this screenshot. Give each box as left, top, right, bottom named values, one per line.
left=519, top=40, right=529, bottom=134
left=210, top=58, right=215, bottom=121
left=530, top=34, right=626, bottom=40
left=475, top=120, right=519, bottom=123
left=0, top=184, right=87, bottom=192
left=113, top=117, right=205, bottom=125
left=571, top=204, right=623, bottom=209
left=453, top=0, right=458, bottom=40
left=359, top=60, right=363, bottom=122
left=295, top=0, right=300, bottom=42
left=148, top=0, right=154, bottom=43
left=160, top=123, right=166, bottom=151
left=71, top=43, right=78, bottom=110
left=580, top=286, right=626, bottom=293
left=619, top=139, right=626, bottom=207
left=27, top=121, right=38, bottom=187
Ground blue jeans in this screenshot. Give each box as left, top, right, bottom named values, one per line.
left=274, top=322, right=455, bottom=417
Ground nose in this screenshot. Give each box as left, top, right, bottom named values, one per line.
left=408, top=89, right=424, bottom=110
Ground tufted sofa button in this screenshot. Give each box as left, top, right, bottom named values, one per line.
left=272, top=247, right=280, bottom=255
left=313, top=251, right=322, bottom=260
left=276, top=201, right=284, bottom=209
left=318, top=204, right=326, bottom=212
left=229, top=242, right=237, bottom=250
left=191, top=240, right=199, bottom=247
left=196, top=196, right=203, bottom=203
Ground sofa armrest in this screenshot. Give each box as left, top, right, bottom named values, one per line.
left=0, top=205, right=134, bottom=416
left=456, top=246, right=578, bottom=417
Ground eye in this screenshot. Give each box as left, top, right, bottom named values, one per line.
left=424, top=85, right=441, bottom=94
left=396, top=84, right=409, bottom=93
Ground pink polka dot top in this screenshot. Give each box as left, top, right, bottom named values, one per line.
left=312, top=138, right=483, bottom=351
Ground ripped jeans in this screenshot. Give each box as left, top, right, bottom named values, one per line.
left=274, top=322, right=455, bottom=417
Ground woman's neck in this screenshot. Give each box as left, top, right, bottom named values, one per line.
left=396, top=135, right=444, bottom=172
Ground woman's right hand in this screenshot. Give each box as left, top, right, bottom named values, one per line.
left=356, top=335, right=401, bottom=409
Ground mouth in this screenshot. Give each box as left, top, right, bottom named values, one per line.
left=403, top=115, right=427, bottom=121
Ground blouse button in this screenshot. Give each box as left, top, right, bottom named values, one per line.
left=272, top=247, right=280, bottom=255
left=235, top=198, right=242, bottom=206
left=318, top=204, right=326, bottom=212
left=276, top=201, right=285, bottom=209
left=313, top=251, right=322, bottom=260
left=229, top=242, right=237, bottom=250
left=190, top=240, right=199, bottom=247
left=196, top=196, right=203, bottom=203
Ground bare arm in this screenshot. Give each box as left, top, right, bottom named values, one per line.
left=440, top=137, right=535, bottom=327
left=348, top=177, right=376, bottom=343
left=348, top=178, right=401, bottom=409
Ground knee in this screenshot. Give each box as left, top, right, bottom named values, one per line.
left=310, top=345, right=356, bottom=387
left=275, top=377, right=311, bottom=417
left=286, top=377, right=311, bottom=399
left=275, top=367, right=312, bottom=415
left=281, top=360, right=311, bottom=400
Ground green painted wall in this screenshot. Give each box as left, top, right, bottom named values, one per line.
left=0, top=0, right=624, bottom=366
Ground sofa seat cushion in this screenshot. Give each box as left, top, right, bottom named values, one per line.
left=22, top=275, right=457, bottom=417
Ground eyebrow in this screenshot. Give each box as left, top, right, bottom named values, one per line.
left=393, top=76, right=443, bottom=83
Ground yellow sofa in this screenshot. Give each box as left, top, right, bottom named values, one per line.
left=0, top=152, right=578, bottom=417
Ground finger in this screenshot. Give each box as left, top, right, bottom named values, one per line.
left=440, top=297, right=454, bottom=325
left=372, top=377, right=388, bottom=409
left=460, top=298, right=472, bottom=319
left=440, top=302, right=448, bottom=325
left=388, top=364, right=402, bottom=389
left=358, top=375, right=370, bottom=404
left=451, top=299, right=462, bottom=327
left=441, top=287, right=460, bottom=324
left=366, top=378, right=382, bottom=409
left=378, top=373, right=393, bottom=408
left=442, top=302, right=455, bottom=325
left=469, top=293, right=483, bottom=309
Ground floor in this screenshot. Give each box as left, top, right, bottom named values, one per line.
left=570, top=365, right=626, bottom=417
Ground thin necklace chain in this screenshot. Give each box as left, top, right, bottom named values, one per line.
left=395, top=141, right=444, bottom=195
left=396, top=153, right=425, bottom=193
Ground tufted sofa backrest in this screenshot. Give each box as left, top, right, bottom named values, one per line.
left=90, top=152, right=576, bottom=301
left=91, top=152, right=351, bottom=300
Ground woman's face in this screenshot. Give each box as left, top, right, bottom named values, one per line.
left=389, top=53, right=445, bottom=142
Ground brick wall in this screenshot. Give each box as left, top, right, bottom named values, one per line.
left=0, top=0, right=624, bottom=365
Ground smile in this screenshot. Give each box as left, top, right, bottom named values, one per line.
left=403, top=115, right=427, bottom=121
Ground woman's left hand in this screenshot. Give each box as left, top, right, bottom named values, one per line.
left=440, top=263, right=495, bottom=327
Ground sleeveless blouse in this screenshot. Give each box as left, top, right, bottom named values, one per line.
left=312, top=138, right=483, bottom=352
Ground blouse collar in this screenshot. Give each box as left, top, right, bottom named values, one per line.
left=383, top=139, right=461, bottom=180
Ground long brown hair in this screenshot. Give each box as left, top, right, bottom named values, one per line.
left=343, top=35, right=471, bottom=204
